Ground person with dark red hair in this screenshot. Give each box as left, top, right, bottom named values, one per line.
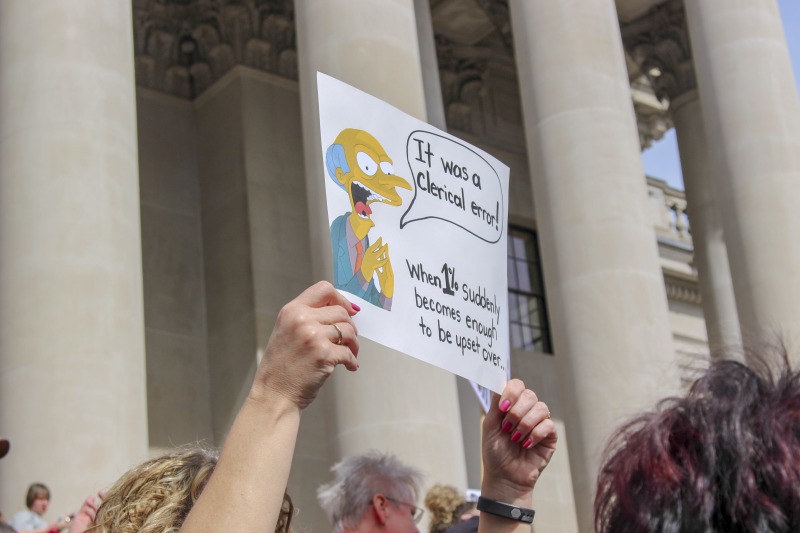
left=595, top=346, right=800, bottom=533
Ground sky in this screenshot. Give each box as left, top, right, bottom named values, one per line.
left=641, top=0, right=799, bottom=189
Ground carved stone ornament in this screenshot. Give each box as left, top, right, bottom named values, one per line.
left=621, top=0, right=697, bottom=103
left=434, top=0, right=513, bottom=138
left=132, top=0, right=296, bottom=99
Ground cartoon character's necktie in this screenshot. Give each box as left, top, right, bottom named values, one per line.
left=355, top=241, right=364, bottom=274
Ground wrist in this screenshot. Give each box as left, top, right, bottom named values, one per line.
left=480, top=477, right=534, bottom=508
left=247, top=376, right=302, bottom=411
left=244, top=388, right=300, bottom=420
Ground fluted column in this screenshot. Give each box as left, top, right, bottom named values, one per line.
left=509, top=1, right=679, bottom=529
left=685, top=0, right=800, bottom=352
left=295, top=0, right=468, bottom=497
left=671, top=91, right=742, bottom=354
left=0, top=0, right=148, bottom=515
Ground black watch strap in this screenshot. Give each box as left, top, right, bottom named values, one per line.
left=477, top=496, right=535, bottom=523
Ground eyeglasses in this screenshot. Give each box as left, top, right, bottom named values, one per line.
left=386, top=497, right=424, bottom=523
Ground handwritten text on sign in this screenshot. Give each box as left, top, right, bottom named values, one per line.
left=402, top=131, right=504, bottom=244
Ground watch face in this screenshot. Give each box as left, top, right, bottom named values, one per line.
left=511, top=508, right=521, bottom=519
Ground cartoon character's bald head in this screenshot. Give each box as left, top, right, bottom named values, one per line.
left=326, top=129, right=411, bottom=225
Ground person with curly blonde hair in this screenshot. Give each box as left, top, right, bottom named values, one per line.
left=424, top=484, right=464, bottom=533
left=76, top=447, right=293, bottom=533
left=91, top=448, right=218, bottom=533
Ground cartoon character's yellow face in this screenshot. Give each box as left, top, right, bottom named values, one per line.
left=332, top=129, right=412, bottom=223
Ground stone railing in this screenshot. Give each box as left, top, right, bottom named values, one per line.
left=647, top=176, right=692, bottom=247
left=648, top=176, right=701, bottom=308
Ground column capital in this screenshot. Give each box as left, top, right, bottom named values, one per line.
left=622, top=0, right=697, bottom=103
left=132, top=0, right=296, bottom=99
left=433, top=0, right=526, bottom=152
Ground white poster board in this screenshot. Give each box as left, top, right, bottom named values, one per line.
left=318, top=72, right=510, bottom=393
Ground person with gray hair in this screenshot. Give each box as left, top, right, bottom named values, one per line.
left=317, top=451, right=425, bottom=533
left=317, top=379, right=556, bottom=533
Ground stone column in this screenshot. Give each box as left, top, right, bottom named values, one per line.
left=622, top=2, right=742, bottom=354
left=0, top=0, right=148, bottom=515
left=295, top=0, right=468, bottom=498
left=671, top=91, right=742, bottom=354
left=414, top=0, right=448, bottom=130
left=685, top=0, right=800, bottom=352
left=508, top=1, right=679, bottom=529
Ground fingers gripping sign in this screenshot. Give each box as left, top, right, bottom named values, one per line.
left=482, top=379, right=558, bottom=498
left=254, top=281, right=361, bottom=410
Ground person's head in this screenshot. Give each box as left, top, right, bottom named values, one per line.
left=317, top=451, right=424, bottom=533
left=423, top=484, right=464, bottom=533
left=93, top=447, right=294, bottom=533
left=25, top=483, right=50, bottom=515
left=595, top=348, right=800, bottom=532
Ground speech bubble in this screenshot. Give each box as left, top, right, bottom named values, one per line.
left=400, top=130, right=505, bottom=243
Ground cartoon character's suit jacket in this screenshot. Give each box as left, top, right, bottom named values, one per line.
left=331, top=213, right=391, bottom=310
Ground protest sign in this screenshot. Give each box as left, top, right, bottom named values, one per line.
left=318, top=72, right=510, bottom=393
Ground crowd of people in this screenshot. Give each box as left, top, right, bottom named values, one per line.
left=2, top=281, right=800, bottom=533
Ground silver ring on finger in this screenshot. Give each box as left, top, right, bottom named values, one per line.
left=332, top=323, right=343, bottom=345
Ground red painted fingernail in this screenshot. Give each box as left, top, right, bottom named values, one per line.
left=502, top=421, right=513, bottom=433
left=351, top=302, right=361, bottom=312
left=499, top=400, right=511, bottom=412
left=522, top=438, right=533, bottom=449
left=511, top=431, right=523, bottom=443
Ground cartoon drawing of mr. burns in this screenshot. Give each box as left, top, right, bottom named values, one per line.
left=327, top=129, right=411, bottom=310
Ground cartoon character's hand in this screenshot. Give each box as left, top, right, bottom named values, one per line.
left=375, top=244, right=394, bottom=298
left=360, top=237, right=389, bottom=281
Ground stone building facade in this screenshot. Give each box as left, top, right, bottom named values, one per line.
left=1, top=1, right=798, bottom=532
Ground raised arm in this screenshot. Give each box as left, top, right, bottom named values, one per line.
left=180, top=281, right=360, bottom=533
left=478, top=379, right=557, bottom=533
left=67, top=493, right=103, bottom=533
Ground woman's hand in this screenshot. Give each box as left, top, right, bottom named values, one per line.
left=67, top=493, right=104, bottom=533
left=481, top=379, right=557, bottom=505
left=251, top=280, right=360, bottom=410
